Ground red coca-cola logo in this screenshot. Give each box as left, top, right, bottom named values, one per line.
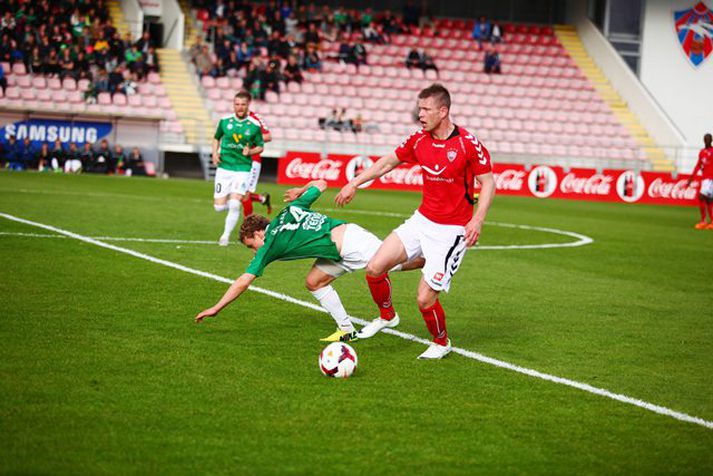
left=380, top=165, right=424, bottom=186
left=647, top=178, right=698, bottom=200
left=285, top=158, right=343, bottom=181
left=494, top=169, right=526, bottom=191
left=560, top=173, right=613, bottom=195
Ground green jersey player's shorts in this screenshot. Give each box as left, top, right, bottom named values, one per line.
left=314, top=223, right=384, bottom=277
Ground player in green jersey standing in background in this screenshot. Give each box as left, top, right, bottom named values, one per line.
left=195, top=179, right=424, bottom=342
left=212, top=90, right=265, bottom=246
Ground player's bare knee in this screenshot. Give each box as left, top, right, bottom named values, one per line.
left=417, top=290, right=438, bottom=309
left=305, top=277, right=322, bottom=292
left=366, top=261, right=388, bottom=277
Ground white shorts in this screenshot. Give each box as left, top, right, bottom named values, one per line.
left=315, top=224, right=382, bottom=277
left=213, top=167, right=250, bottom=199
left=247, top=161, right=262, bottom=193
left=394, top=211, right=467, bottom=292
left=700, top=179, right=713, bottom=198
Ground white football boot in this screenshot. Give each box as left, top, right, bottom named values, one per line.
left=417, top=339, right=452, bottom=360
left=218, top=235, right=230, bottom=246
left=356, top=314, right=400, bottom=339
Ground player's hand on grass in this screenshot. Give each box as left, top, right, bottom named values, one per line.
left=335, top=183, right=356, bottom=206
left=284, top=187, right=305, bottom=202
left=195, top=307, right=219, bottom=323
left=465, top=218, right=483, bottom=247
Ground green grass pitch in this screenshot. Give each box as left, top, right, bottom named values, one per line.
left=1, top=171, right=712, bottom=474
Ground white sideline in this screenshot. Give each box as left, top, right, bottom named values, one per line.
left=1, top=212, right=710, bottom=431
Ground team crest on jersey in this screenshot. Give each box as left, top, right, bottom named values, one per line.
left=447, top=149, right=458, bottom=162
left=674, top=2, right=713, bottom=67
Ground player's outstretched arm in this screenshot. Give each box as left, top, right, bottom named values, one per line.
left=195, top=273, right=257, bottom=323
left=284, top=179, right=328, bottom=202
left=335, top=152, right=401, bottom=206
left=465, top=172, right=496, bottom=247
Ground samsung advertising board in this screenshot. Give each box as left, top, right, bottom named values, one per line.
left=0, top=119, right=113, bottom=148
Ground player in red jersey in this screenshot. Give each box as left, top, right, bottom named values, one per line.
left=242, top=110, right=273, bottom=216
left=335, top=84, right=496, bottom=359
left=687, top=133, right=713, bottom=229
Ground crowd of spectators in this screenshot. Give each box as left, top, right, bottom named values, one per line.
left=0, top=136, right=149, bottom=176
left=0, top=0, right=158, bottom=101
left=187, top=1, right=440, bottom=98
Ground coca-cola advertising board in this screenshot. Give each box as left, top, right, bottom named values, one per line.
left=278, top=152, right=700, bottom=206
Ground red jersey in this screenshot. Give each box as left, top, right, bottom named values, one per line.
left=249, top=111, right=270, bottom=163
left=692, top=147, right=713, bottom=179
left=395, top=126, right=492, bottom=226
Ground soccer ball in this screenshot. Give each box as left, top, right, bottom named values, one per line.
left=319, top=342, right=358, bottom=378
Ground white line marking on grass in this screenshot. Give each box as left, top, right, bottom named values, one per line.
left=0, top=231, right=216, bottom=245
left=3, top=188, right=594, bottom=250
left=318, top=208, right=594, bottom=250
left=1, top=212, right=709, bottom=431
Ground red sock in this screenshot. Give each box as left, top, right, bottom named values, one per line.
left=242, top=196, right=254, bottom=216
left=250, top=193, right=263, bottom=203
left=365, top=273, right=395, bottom=320
left=420, top=300, right=448, bottom=346
left=707, top=201, right=713, bottom=222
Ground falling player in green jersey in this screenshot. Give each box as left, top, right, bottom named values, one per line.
left=212, top=90, right=265, bottom=246
left=195, top=180, right=424, bottom=342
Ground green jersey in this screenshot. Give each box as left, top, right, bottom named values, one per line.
left=246, top=187, right=346, bottom=277
left=214, top=114, right=264, bottom=172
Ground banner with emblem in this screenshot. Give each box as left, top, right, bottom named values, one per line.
left=278, top=152, right=700, bottom=206
left=674, top=1, right=713, bottom=67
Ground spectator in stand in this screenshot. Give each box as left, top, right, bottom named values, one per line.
left=94, top=139, right=114, bottom=173
left=406, top=48, right=421, bottom=69
left=64, top=143, right=82, bottom=173
left=36, top=143, right=52, bottom=171
left=236, top=41, right=253, bottom=71
left=5, top=136, right=22, bottom=171
left=352, top=41, right=367, bottom=67
left=244, top=59, right=265, bottom=100
left=419, top=50, right=438, bottom=75
left=112, top=144, right=126, bottom=172
left=304, top=22, right=321, bottom=48
left=363, top=22, right=386, bottom=44
left=338, top=37, right=351, bottom=64
left=303, top=43, right=321, bottom=71
left=189, top=35, right=204, bottom=62
left=283, top=54, right=303, bottom=85
left=472, top=16, right=492, bottom=50
left=0, top=63, right=6, bottom=96
left=195, top=45, right=216, bottom=78
left=50, top=139, right=65, bottom=172
left=28, top=46, right=43, bottom=74
left=20, top=138, right=36, bottom=170
left=59, top=47, right=76, bottom=81
left=263, top=59, right=281, bottom=96
left=135, top=31, right=153, bottom=56
left=123, top=147, right=147, bottom=176
left=79, top=142, right=95, bottom=172
left=484, top=46, right=501, bottom=74
left=108, top=64, right=124, bottom=96
left=491, top=22, right=503, bottom=44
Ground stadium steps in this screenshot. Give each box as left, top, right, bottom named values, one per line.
left=107, top=0, right=131, bottom=40
left=157, top=48, right=212, bottom=145
left=555, top=25, right=673, bottom=171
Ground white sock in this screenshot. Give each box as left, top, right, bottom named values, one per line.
left=222, top=199, right=241, bottom=238
left=214, top=203, right=227, bottom=212
left=310, top=286, right=355, bottom=332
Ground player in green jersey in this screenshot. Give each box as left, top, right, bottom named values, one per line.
left=212, top=90, right=265, bottom=246
left=195, top=179, right=424, bottom=342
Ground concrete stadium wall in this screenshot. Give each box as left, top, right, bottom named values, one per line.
left=639, top=0, right=713, bottom=149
